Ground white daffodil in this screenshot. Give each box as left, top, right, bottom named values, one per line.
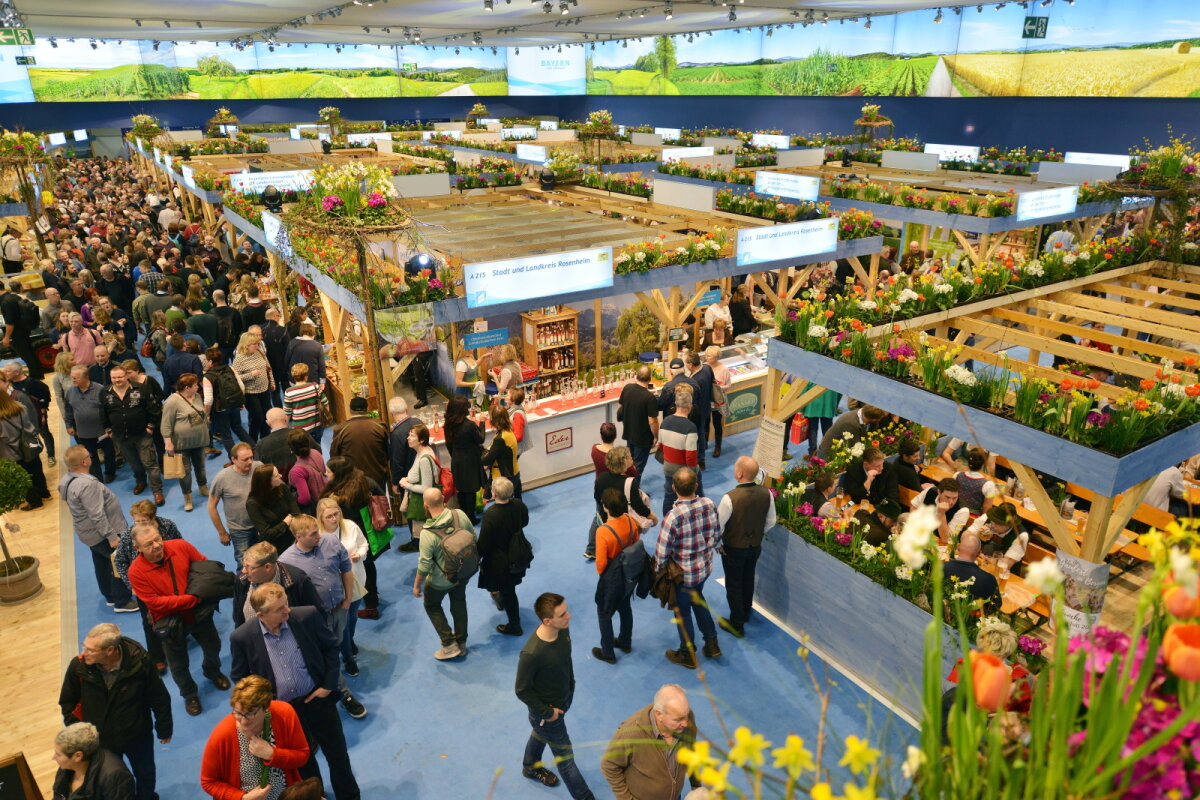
left=1025, top=558, right=1065, bottom=595
left=894, top=504, right=938, bottom=570
left=1169, top=547, right=1198, bottom=596
left=901, top=745, right=926, bottom=780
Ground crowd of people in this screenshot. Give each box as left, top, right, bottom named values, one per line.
left=34, top=158, right=781, bottom=800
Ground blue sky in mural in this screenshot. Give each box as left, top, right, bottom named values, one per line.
left=761, top=19, right=898, bottom=60
left=893, top=9, right=961, bottom=56
left=251, top=43, right=398, bottom=69
left=21, top=38, right=144, bottom=69
left=141, top=41, right=261, bottom=71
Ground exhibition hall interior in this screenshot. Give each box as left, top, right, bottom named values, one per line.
left=0, top=1, right=1198, bottom=799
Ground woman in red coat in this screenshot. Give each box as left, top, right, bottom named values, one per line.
left=201, top=676, right=310, bottom=800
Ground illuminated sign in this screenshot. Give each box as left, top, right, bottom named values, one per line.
left=751, top=134, right=790, bottom=149
left=1016, top=186, right=1080, bottom=222
left=228, top=169, right=314, bottom=195
left=754, top=171, right=820, bottom=201
left=736, top=217, right=838, bottom=267
left=465, top=246, right=613, bottom=309
left=924, top=143, right=981, bottom=162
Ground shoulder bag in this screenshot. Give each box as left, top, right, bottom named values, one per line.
left=151, top=558, right=184, bottom=641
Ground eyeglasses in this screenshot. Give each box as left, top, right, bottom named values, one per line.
left=231, top=708, right=263, bottom=719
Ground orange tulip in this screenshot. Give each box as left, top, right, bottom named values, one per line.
left=969, top=651, right=1010, bottom=711
left=1134, top=399, right=1150, bottom=411
left=1140, top=379, right=1155, bottom=391
left=1162, top=623, right=1200, bottom=682
left=1165, top=586, right=1200, bottom=619
left=1060, top=379, right=1075, bottom=391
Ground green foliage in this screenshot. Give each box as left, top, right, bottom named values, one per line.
left=34, top=64, right=190, bottom=100
left=585, top=55, right=595, bottom=83
left=632, top=53, right=660, bottom=73
left=196, top=55, right=237, bottom=78
left=859, top=57, right=937, bottom=96
left=762, top=51, right=890, bottom=95
left=653, top=35, right=677, bottom=82
left=613, top=302, right=661, bottom=361
left=0, top=459, right=31, bottom=516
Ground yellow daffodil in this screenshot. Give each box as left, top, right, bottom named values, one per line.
left=838, top=735, right=881, bottom=776
left=842, top=782, right=877, bottom=800
left=811, top=782, right=836, bottom=800
left=677, top=741, right=717, bottom=778
left=772, top=734, right=816, bottom=779
left=1138, top=530, right=1166, bottom=560
left=700, top=761, right=731, bottom=793
left=728, top=726, right=770, bottom=767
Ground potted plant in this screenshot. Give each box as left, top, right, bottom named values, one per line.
left=0, top=459, right=39, bottom=604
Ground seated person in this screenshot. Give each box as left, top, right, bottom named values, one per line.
left=1145, top=462, right=1187, bottom=518
left=942, top=532, right=1001, bottom=611
left=844, top=446, right=899, bottom=507
left=954, top=448, right=1000, bottom=513
left=800, top=473, right=837, bottom=520
left=965, top=502, right=1027, bottom=568
left=912, top=478, right=970, bottom=543
left=851, top=497, right=903, bottom=546
left=892, top=438, right=931, bottom=494
left=816, top=405, right=887, bottom=458
left=936, top=435, right=986, bottom=472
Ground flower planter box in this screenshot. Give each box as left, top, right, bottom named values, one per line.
left=755, top=526, right=958, bottom=722
left=0, top=202, right=28, bottom=217
left=820, top=197, right=1152, bottom=234
left=392, top=171, right=451, bottom=199
left=430, top=236, right=882, bottom=324
left=940, top=168, right=1038, bottom=183
left=586, top=161, right=660, bottom=174
left=766, top=338, right=1200, bottom=496
left=653, top=171, right=755, bottom=197
left=571, top=185, right=651, bottom=203
left=445, top=145, right=519, bottom=163
left=222, top=208, right=270, bottom=250
left=288, top=254, right=366, bottom=319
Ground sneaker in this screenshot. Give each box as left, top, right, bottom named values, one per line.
left=341, top=691, right=367, bottom=719
left=583, top=551, right=595, bottom=560
left=397, top=539, right=420, bottom=553
left=114, top=600, right=140, bottom=613
left=343, top=658, right=359, bottom=677
left=198, top=485, right=209, bottom=498
left=719, top=617, right=745, bottom=638
left=522, top=766, right=560, bottom=787
left=703, top=638, right=723, bottom=659
left=496, top=624, right=523, bottom=637
left=434, top=642, right=464, bottom=660
left=665, top=648, right=697, bottom=669
left=592, top=647, right=616, bottom=664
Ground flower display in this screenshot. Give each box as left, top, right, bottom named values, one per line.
left=578, top=171, right=652, bottom=198
left=657, top=160, right=754, bottom=185
left=317, top=106, right=342, bottom=122
left=613, top=229, right=729, bottom=274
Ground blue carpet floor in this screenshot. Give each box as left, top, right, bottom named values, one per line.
left=72, top=425, right=916, bottom=799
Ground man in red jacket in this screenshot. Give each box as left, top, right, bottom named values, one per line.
left=127, top=524, right=229, bottom=717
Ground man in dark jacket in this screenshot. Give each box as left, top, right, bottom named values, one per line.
left=284, top=323, right=326, bottom=386
left=685, top=350, right=714, bottom=470
left=58, top=623, right=172, bottom=800
left=261, top=308, right=290, bottom=407
left=100, top=365, right=164, bottom=505
left=230, top=583, right=361, bottom=800
left=330, top=397, right=390, bottom=487
left=232, top=541, right=322, bottom=626
left=255, top=408, right=318, bottom=472
left=160, top=334, right=202, bottom=395
left=657, top=359, right=700, bottom=424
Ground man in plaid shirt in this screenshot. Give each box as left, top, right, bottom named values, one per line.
left=655, top=467, right=722, bottom=669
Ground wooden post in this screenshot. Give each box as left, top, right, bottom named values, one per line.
left=667, top=285, right=681, bottom=361
left=1007, top=460, right=1081, bottom=556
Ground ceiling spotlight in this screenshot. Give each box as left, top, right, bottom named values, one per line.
left=454, top=47, right=459, bottom=54
left=560, top=1, right=569, bottom=13
left=515, top=46, right=519, bottom=53
left=133, top=18, right=142, bottom=26
left=484, top=0, right=493, bottom=8
left=49, top=36, right=57, bottom=47
left=89, top=39, right=97, bottom=49
left=934, top=8, right=944, bottom=22
left=639, top=8, right=646, bottom=16
left=543, top=1, right=552, bottom=11
left=728, top=8, right=736, bottom=21
left=152, top=40, right=160, bottom=50
left=196, top=20, right=202, bottom=28
left=336, top=45, right=342, bottom=53
left=163, top=20, right=170, bottom=27
left=821, top=11, right=829, bottom=24
left=976, top=4, right=984, bottom=12
left=864, top=15, right=871, bottom=27
left=473, top=31, right=483, bottom=44
left=664, top=3, right=672, bottom=18
left=363, top=26, right=371, bottom=33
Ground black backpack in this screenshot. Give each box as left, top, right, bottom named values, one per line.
left=506, top=526, right=534, bottom=575
left=208, top=366, right=244, bottom=411
left=215, top=311, right=238, bottom=348
left=16, top=294, right=40, bottom=331
left=600, top=519, right=650, bottom=595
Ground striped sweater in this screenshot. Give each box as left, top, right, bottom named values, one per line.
left=659, top=413, right=698, bottom=477
left=284, top=381, right=323, bottom=431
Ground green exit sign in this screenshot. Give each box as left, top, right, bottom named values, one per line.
left=0, top=28, right=34, bottom=46
left=15, top=55, right=33, bottom=65
left=1022, top=16, right=1048, bottom=39
left=400, top=62, right=417, bottom=71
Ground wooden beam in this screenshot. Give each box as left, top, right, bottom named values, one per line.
left=954, top=317, right=1161, bottom=379
left=1028, top=298, right=1198, bottom=343
left=1079, top=494, right=1116, bottom=564
left=986, top=307, right=1186, bottom=363
left=1098, top=476, right=1157, bottom=558
left=1048, top=290, right=1200, bottom=334
left=1008, top=460, right=1081, bottom=556
left=1097, top=280, right=1200, bottom=314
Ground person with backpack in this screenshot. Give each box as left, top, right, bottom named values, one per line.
left=1, top=226, right=25, bottom=274
left=476, top=477, right=531, bottom=638
left=203, top=348, right=250, bottom=462
left=210, top=290, right=243, bottom=366
left=0, top=280, right=47, bottom=379
left=592, top=487, right=649, bottom=665
left=412, top=488, right=477, bottom=661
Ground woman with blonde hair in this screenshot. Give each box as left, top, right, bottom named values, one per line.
left=494, top=343, right=523, bottom=396
left=232, top=331, right=274, bottom=441
left=52, top=350, right=76, bottom=423
left=146, top=310, right=169, bottom=367
left=200, top=675, right=309, bottom=800
left=315, top=496, right=369, bottom=675
left=186, top=280, right=211, bottom=312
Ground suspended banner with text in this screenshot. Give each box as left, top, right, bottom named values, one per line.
left=736, top=217, right=838, bottom=267
left=229, top=169, right=315, bottom=195
left=754, top=171, right=820, bottom=202
left=464, top=246, right=613, bottom=309
left=1016, top=185, right=1080, bottom=222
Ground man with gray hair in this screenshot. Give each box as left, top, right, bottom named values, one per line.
left=58, top=622, right=172, bottom=800
left=61, top=444, right=135, bottom=610
left=389, top=394, right=421, bottom=553
left=40, top=285, right=75, bottom=330
left=717, top=455, right=775, bottom=638
left=658, top=387, right=701, bottom=515
left=52, top=722, right=135, bottom=800
left=601, top=684, right=699, bottom=800
left=477, top=476, right=529, bottom=637
left=65, top=364, right=117, bottom=483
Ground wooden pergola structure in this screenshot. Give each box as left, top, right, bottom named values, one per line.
left=765, top=259, right=1200, bottom=568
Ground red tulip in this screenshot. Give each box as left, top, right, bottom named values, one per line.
left=969, top=651, right=1011, bottom=711
left=1163, top=623, right=1200, bottom=681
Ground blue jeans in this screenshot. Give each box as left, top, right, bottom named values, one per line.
left=597, top=592, right=632, bottom=659
left=210, top=408, right=250, bottom=459
left=675, top=579, right=718, bottom=651
left=89, top=540, right=132, bottom=606
left=523, top=711, right=595, bottom=800
left=228, top=528, right=257, bottom=569
left=342, top=599, right=363, bottom=662
left=628, top=444, right=651, bottom=478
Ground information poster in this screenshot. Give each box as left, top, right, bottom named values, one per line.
left=502, top=126, right=537, bottom=140
left=924, top=143, right=981, bottom=162
left=464, top=246, right=613, bottom=309
left=754, top=171, right=820, bottom=201
left=753, top=417, right=786, bottom=480
left=1055, top=551, right=1110, bottom=637
left=229, top=169, right=314, bottom=194
left=736, top=217, right=838, bottom=267
left=662, top=146, right=714, bottom=160
left=1016, top=185, right=1080, bottom=222
left=180, top=163, right=195, bottom=189
left=1064, top=151, right=1131, bottom=169
left=507, top=47, right=585, bottom=95
left=751, top=133, right=790, bottom=149
left=515, top=143, right=547, bottom=164
left=375, top=302, right=437, bottom=352
left=654, top=127, right=682, bottom=139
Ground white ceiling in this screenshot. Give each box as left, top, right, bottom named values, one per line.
left=15, top=0, right=985, bottom=48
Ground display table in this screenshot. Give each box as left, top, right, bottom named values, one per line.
left=428, top=346, right=769, bottom=489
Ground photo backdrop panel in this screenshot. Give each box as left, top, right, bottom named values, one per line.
left=146, top=42, right=262, bottom=101
left=759, top=17, right=900, bottom=96
left=589, top=31, right=763, bottom=96
left=249, top=43, right=401, bottom=99
left=510, top=46, right=585, bottom=95
left=893, top=9, right=962, bottom=98
left=27, top=38, right=156, bottom=101
left=397, top=45, right=508, bottom=97
left=0, top=46, right=33, bottom=103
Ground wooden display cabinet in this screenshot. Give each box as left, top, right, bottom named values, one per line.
left=521, top=306, right=580, bottom=397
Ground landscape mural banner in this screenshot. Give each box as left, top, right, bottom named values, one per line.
left=4, top=0, right=1199, bottom=102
